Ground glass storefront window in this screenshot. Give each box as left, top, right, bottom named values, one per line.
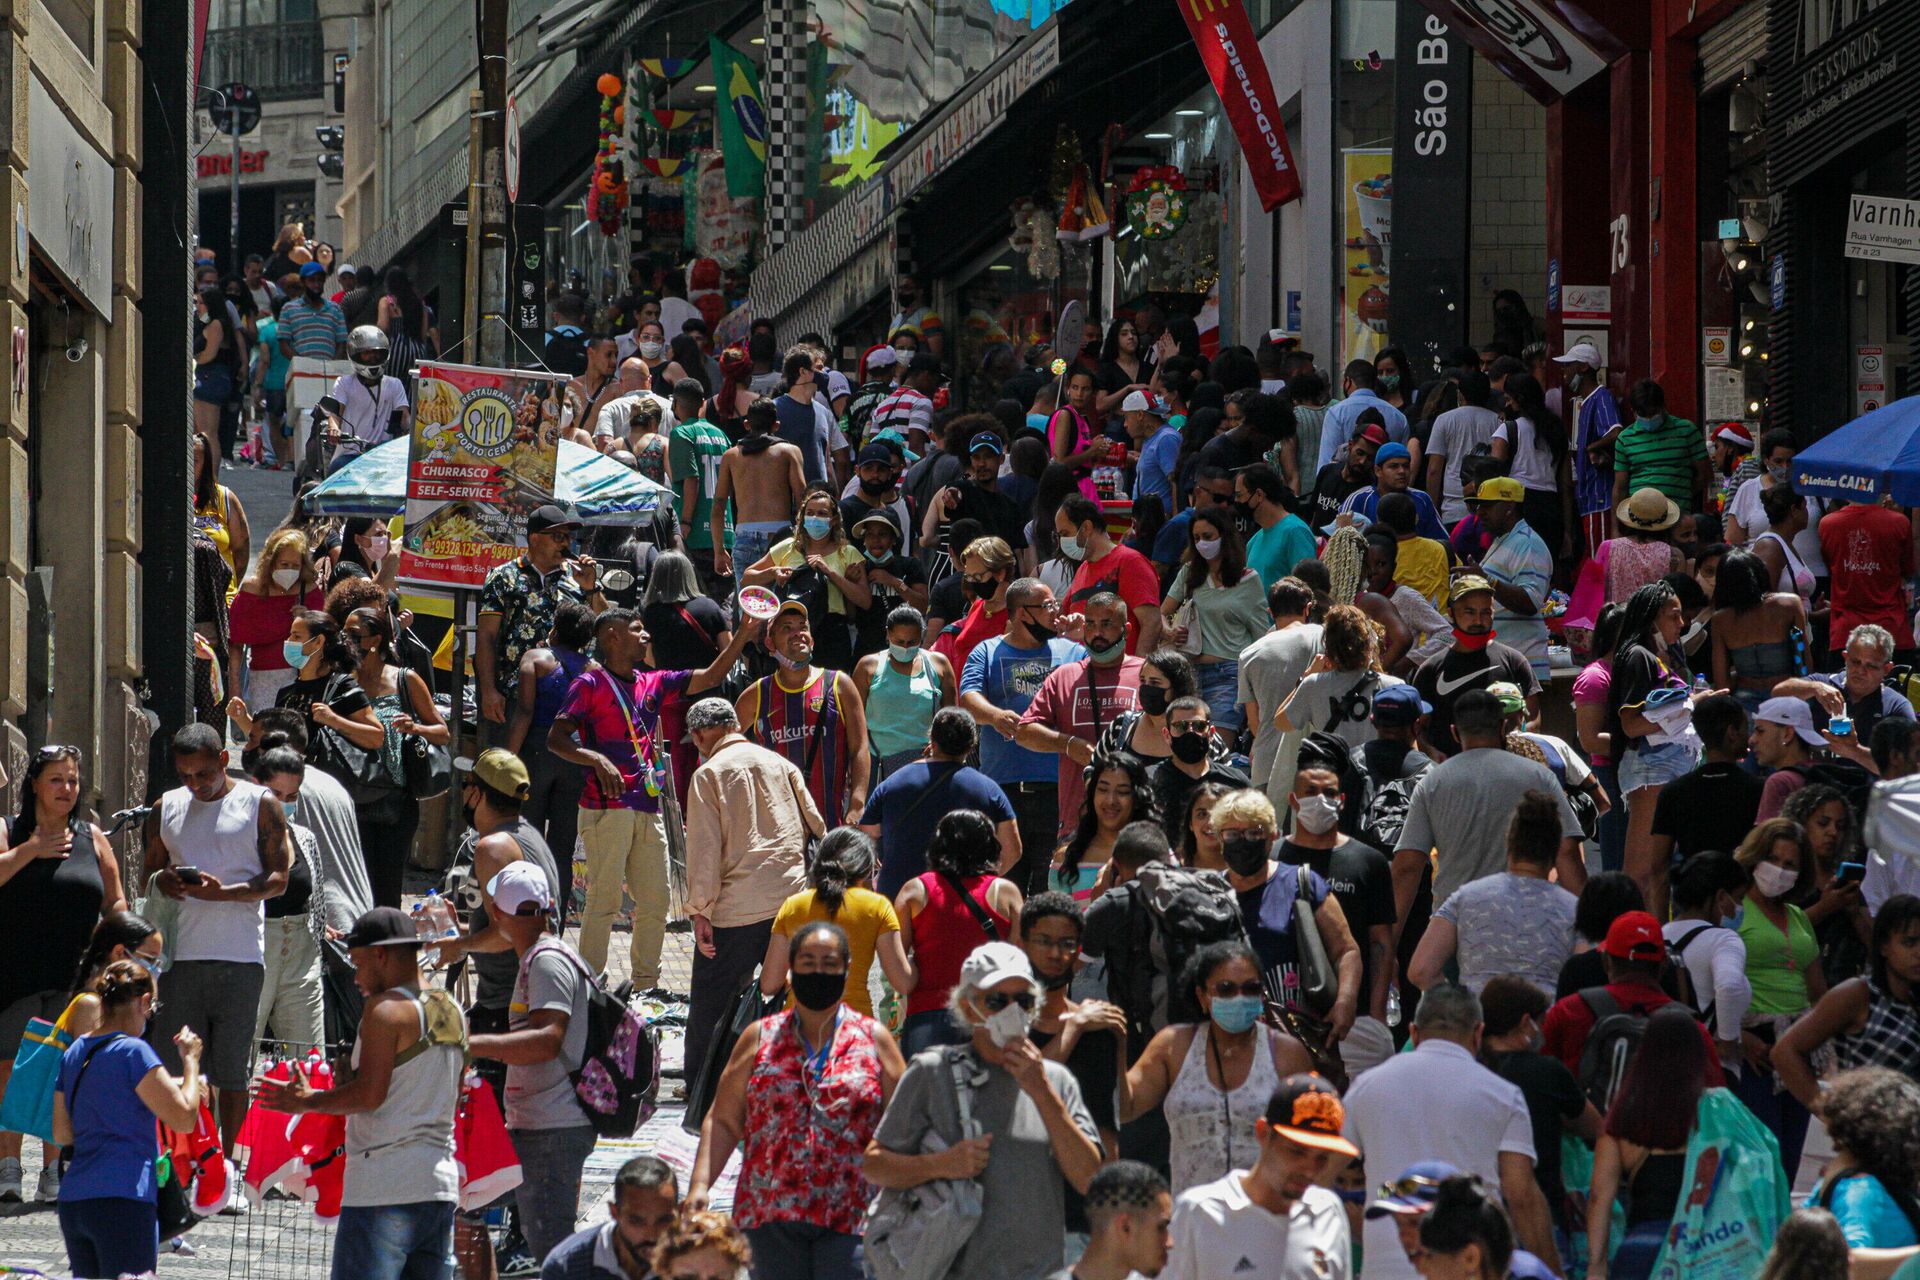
left=950, top=239, right=1093, bottom=412
left=544, top=188, right=628, bottom=319
left=1110, top=86, right=1226, bottom=337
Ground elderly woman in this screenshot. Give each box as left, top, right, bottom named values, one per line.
left=690, top=921, right=905, bottom=1277
left=865, top=940, right=1103, bottom=1280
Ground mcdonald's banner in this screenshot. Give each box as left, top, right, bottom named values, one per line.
left=1175, top=0, right=1301, bottom=211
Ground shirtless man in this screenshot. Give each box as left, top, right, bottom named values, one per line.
left=563, top=338, right=622, bottom=445
left=712, top=397, right=805, bottom=582
left=594, top=357, right=675, bottom=452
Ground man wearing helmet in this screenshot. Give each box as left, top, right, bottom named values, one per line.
left=312, top=325, right=410, bottom=475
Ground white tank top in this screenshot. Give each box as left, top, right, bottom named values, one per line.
left=1165, top=1024, right=1284, bottom=1195
left=159, top=780, right=269, bottom=964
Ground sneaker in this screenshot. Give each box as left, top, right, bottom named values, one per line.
left=495, top=1243, right=538, bottom=1277
left=0, top=1156, right=19, bottom=1202
left=34, top=1164, right=58, bottom=1203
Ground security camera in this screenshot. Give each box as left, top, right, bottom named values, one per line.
left=64, top=336, right=87, bottom=363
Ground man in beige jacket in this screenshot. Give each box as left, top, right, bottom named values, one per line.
left=682, top=695, right=824, bottom=1079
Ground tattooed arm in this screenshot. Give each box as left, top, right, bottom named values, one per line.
left=185, top=794, right=292, bottom=903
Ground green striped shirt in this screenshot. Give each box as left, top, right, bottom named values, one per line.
left=1613, top=415, right=1704, bottom=506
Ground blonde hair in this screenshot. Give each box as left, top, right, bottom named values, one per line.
left=1209, top=788, right=1277, bottom=834
left=650, top=1209, right=752, bottom=1275
left=254, top=527, right=318, bottom=592
left=963, top=536, right=1015, bottom=575
left=1735, top=818, right=1809, bottom=878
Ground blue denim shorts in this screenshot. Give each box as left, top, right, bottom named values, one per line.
left=330, top=1200, right=455, bottom=1280
left=1618, top=738, right=1698, bottom=793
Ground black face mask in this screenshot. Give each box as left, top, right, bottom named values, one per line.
left=1222, top=833, right=1271, bottom=876
left=858, top=476, right=892, bottom=497
left=1170, top=731, right=1210, bottom=764
left=963, top=577, right=996, bottom=602
left=1138, top=685, right=1171, bottom=716
left=789, top=970, right=845, bottom=1012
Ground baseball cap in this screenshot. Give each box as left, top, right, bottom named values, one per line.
left=526, top=504, right=581, bottom=535
left=1757, top=696, right=1826, bottom=747
left=343, top=906, right=420, bottom=949
left=457, top=748, right=531, bottom=800
left=907, top=351, right=945, bottom=379
left=1486, top=681, right=1527, bottom=715
left=486, top=861, right=554, bottom=916
left=335, top=263, right=357, bottom=279
left=1264, top=1074, right=1360, bottom=1157
left=299, top=261, right=326, bottom=278
left=1356, top=422, right=1390, bottom=448
left=1598, top=910, right=1665, bottom=961
left=865, top=344, right=899, bottom=369
left=1374, top=442, right=1411, bottom=465
left=1120, top=389, right=1166, bottom=417
left=1366, top=1161, right=1463, bottom=1218
left=772, top=597, right=811, bottom=623
left=1470, top=476, right=1527, bottom=505
left=1553, top=341, right=1603, bottom=366
left=855, top=443, right=895, bottom=468
left=959, top=940, right=1033, bottom=991
left=1451, top=574, right=1495, bottom=600
left=851, top=508, right=901, bottom=538
left=1372, top=684, right=1432, bottom=727
left=968, top=431, right=1007, bottom=456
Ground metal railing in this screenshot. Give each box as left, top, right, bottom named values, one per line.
left=202, top=20, right=326, bottom=101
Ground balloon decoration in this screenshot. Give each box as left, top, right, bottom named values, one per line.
left=586, top=74, right=629, bottom=236
left=1123, top=166, right=1188, bottom=240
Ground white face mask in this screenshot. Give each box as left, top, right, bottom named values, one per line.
left=1752, top=862, right=1798, bottom=899
left=271, top=567, right=301, bottom=590
left=361, top=532, right=391, bottom=561
left=981, top=998, right=1032, bottom=1048
left=1294, top=792, right=1341, bottom=835
left=638, top=340, right=665, bottom=360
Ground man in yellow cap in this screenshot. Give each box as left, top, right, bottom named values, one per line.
left=1469, top=476, right=1553, bottom=681
left=1409, top=574, right=1540, bottom=761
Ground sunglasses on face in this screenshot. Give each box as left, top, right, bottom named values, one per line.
left=981, top=991, right=1035, bottom=1013
left=1379, top=1172, right=1442, bottom=1200
left=1168, top=721, right=1210, bottom=737
left=1209, top=980, right=1265, bottom=999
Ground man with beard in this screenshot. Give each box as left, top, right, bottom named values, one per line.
left=1306, top=419, right=1387, bottom=534
left=1409, top=576, right=1539, bottom=759
left=1236, top=462, right=1318, bottom=591
left=539, top=1156, right=681, bottom=1280
left=712, top=398, right=806, bottom=586
left=922, top=423, right=1032, bottom=571
left=736, top=600, right=872, bottom=829
left=1018, top=593, right=1145, bottom=840
left=278, top=260, right=348, bottom=359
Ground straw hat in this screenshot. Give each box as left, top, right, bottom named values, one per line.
left=1615, top=487, right=1680, bottom=532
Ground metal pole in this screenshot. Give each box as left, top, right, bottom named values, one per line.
left=463, top=89, right=484, bottom=350
left=230, top=1, right=246, bottom=264
left=447, top=589, right=469, bottom=861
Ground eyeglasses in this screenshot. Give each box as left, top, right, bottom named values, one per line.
left=1026, top=934, right=1080, bottom=953
left=1209, top=980, right=1265, bottom=999
left=981, top=991, right=1035, bottom=1013
left=133, top=952, right=171, bottom=976
left=35, top=744, right=80, bottom=760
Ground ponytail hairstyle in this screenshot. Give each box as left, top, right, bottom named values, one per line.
left=1418, top=1176, right=1515, bottom=1279
left=70, top=910, right=159, bottom=997
left=95, top=958, right=157, bottom=1013
left=808, top=827, right=877, bottom=916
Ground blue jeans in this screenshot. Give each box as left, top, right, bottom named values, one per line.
left=743, top=1221, right=864, bottom=1280
left=1197, top=659, right=1242, bottom=732
left=330, top=1201, right=456, bottom=1280
left=1594, top=762, right=1627, bottom=874
left=733, top=522, right=786, bottom=592
left=510, top=1125, right=598, bottom=1262
left=59, top=1196, right=158, bottom=1279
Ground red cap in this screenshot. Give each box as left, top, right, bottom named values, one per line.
left=1357, top=423, right=1390, bottom=448
left=1598, top=910, right=1665, bottom=961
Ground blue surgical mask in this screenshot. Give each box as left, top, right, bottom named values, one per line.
left=1721, top=903, right=1744, bottom=930
left=863, top=547, right=891, bottom=564
left=1088, top=637, right=1126, bottom=663
left=802, top=515, right=832, bottom=540
left=1209, top=995, right=1263, bottom=1035
left=283, top=638, right=311, bottom=669
left=1059, top=533, right=1086, bottom=561
left=283, top=797, right=300, bottom=822
left=888, top=643, right=920, bottom=664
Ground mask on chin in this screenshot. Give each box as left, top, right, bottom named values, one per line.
left=1452, top=627, right=1496, bottom=651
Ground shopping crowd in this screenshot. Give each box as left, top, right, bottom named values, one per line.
left=18, top=292, right=1920, bottom=1280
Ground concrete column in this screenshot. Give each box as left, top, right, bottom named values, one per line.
left=37, top=313, right=106, bottom=775
left=0, top=11, right=27, bottom=815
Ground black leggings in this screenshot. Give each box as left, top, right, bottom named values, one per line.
left=356, top=794, right=421, bottom=909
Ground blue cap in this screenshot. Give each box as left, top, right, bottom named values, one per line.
left=1374, top=441, right=1411, bottom=464
left=1372, top=683, right=1432, bottom=725
left=299, top=261, right=326, bottom=278
left=1365, top=1161, right=1463, bottom=1218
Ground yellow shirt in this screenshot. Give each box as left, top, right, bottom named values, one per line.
left=1397, top=535, right=1451, bottom=609
left=771, top=886, right=900, bottom=1016
left=770, top=538, right=864, bottom=616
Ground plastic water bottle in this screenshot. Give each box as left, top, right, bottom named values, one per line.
left=1693, top=673, right=1710, bottom=699
left=414, top=890, right=459, bottom=967
left=1386, top=983, right=1402, bottom=1028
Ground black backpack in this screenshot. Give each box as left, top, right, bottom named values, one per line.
left=1349, top=743, right=1429, bottom=851
left=1575, top=987, right=1651, bottom=1111
left=544, top=327, right=589, bottom=377
left=1780, top=758, right=1875, bottom=824
left=1103, top=862, right=1247, bottom=1044
left=1668, top=923, right=1724, bottom=1027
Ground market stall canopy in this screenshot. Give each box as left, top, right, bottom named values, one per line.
left=1793, top=396, right=1920, bottom=507
left=309, top=437, right=674, bottom=523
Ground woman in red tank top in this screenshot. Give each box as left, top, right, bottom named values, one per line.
left=895, top=810, right=1024, bottom=1055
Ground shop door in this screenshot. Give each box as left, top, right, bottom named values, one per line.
left=1847, top=144, right=1914, bottom=417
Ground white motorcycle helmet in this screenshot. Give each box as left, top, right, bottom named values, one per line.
left=348, top=325, right=390, bottom=382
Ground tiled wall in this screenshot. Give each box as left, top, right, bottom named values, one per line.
left=1468, top=56, right=1547, bottom=345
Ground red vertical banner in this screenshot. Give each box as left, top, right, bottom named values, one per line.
left=1176, top=0, right=1302, bottom=211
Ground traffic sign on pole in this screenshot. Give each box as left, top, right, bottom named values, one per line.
left=209, top=83, right=261, bottom=137
left=505, top=95, right=522, bottom=203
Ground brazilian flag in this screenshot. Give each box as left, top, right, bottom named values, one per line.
left=708, top=37, right=767, bottom=199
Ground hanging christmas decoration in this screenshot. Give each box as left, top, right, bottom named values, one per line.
left=1048, top=126, right=1081, bottom=203
left=586, top=75, right=629, bottom=236
left=1123, top=166, right=1189, bottom=240
left=1007, top=198, right=1060, bottom=280
left=1056, top=163, right=1110, bottom=243
left=642, top=157, right=694, bottom=178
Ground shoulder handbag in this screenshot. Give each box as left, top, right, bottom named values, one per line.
left=864, top=1049, right=987, bottom=1280
left=938, top=870, right=1003, bottom=940
left=309, top=674, right=405, bottom=805
left=1290, top=862, right=1338, bottom=1018
left=397, top=671, right=452, bottom=799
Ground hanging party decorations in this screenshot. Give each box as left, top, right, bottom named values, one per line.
left=1056, top=163, right=1110, bottom=243
left=586, top=73, right=629, bottom=236
left=1123, top=166, right=1189, bottom=240
left=651, top=109, right=696, bottom=130
left=638, top=57, right=694, bottom=79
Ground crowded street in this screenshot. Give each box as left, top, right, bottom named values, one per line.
left=10, top=1, right=1920, bottom=1279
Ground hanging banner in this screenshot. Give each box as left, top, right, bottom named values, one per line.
left=1387, top=2, right=1472, bottom=373
left=1176, top=0, right=1301, bottom=210
left=400, top=361, right=568, bottom=590
left=1341, top=148, right=1393, bottom=364
left=708, top=36, right=768, bottom=199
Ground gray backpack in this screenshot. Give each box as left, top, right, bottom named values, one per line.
left=864, top=1048, right=985, bottom=1280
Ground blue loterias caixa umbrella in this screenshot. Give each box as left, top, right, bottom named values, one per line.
left=307, top=436, right=676, bottom=523
left=1793, top=396, right=1920, bottom=505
